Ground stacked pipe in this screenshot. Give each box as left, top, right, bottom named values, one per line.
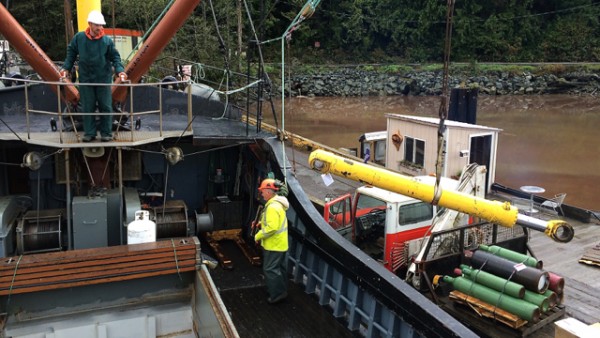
left=443, top=245, right=565, bottom=324
left=478, top=244, right=565, bottom=305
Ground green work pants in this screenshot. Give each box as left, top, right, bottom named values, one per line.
left=79, top=85, right=113, bottom=137
left=262, top=250, right=288, bottom=299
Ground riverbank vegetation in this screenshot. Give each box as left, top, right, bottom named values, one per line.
left=289, top=62, right=600, bottom=77
left=4, top=1, right=600, bottom=77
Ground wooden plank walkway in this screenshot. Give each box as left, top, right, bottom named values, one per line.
left=0, top=237, right=200, bottom=295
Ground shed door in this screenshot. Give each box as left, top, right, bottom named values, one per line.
left=469, top=134, right=492, bottom=192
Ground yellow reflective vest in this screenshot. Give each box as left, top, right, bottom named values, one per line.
left=254, top=195, right=289, bottom=252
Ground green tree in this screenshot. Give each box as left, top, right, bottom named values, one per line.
left=6, top=0, right=67, bottom=60
left=537, top=1, right=600, bottom=61
left=4, top=0, right=600, bottom=68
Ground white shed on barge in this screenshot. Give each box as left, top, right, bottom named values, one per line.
left=384, top=114, right=502, bottom=192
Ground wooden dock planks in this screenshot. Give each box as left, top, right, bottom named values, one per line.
left=449, top=290, right=528, bottom=329
left=0, top=237, right=200, bottom=295
left=448, top=290, right=566, bottom=337
left=579, top=242, right=600, bottom=267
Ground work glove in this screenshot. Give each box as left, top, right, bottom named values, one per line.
left=59, top=69, right=69, bottom=81
left=118, top=72, right=128, bottom=81
left=275, top=179, right=288, bottom=197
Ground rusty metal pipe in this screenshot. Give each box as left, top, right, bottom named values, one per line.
left=112, top=0, right=201, bottom=103
left=0, top=3, right=79, bottom=104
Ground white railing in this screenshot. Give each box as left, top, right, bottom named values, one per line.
left=0, top=76, right=193, bottom=144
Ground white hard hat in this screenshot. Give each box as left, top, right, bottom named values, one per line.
left=87, top=10, right=106, bottom=25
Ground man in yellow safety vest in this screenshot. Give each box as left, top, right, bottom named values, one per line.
left=254, top=178, right=289, bottom=304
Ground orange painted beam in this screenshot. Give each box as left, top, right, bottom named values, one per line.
left=112, top=0, right=201, bottom=103
left=0, top=3, right=79, bottom=103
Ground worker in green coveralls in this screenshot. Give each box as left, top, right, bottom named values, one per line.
left=60, top=10, right=127, bottom=142
left=254, top=178, right=289, bottom=304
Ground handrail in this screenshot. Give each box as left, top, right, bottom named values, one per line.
left=0, top=76, right=193, bottom=144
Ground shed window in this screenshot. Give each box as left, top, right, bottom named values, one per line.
left=374, top=140, right=386, bottom=162
left=404, top=137, right=425, bottom=166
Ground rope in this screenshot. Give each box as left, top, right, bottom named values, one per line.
left=81, top=150, right=96, bottom=187
left=212, top=79, right=262, bottom=95
left=286, top=38, right=296, bottom=176
left=272, top=1, right=323, bottom=184
left=58, top=81, right=81, bottom=141
left=195, top=0, right=236, bottom=125
left=122, top=147, right=165, bottom=155
left=101, top=148, right=114, bottom=185
left=191, top=63, right=206, bottom=80
left=184, top=143, right=240, bottom=158
left=171, top=239, right=182, bottom=279
left=0, top=162, right=21, bottom=167
left=432, top=0, right=455, bottom=205
left=242, top=0, right=276, bottom=137
left=42, top=149, right=63, bottom=160
left=36, top=170, right=41, bottom=231
left=162, top=163, right=170, bottom=224
left=0, top=116, right=23, bottom=141
left=6, top=255, right=23, bottom=309
left=210, top=71, right=231, bottom=121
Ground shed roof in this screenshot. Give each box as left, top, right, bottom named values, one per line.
left=385, top=114, right=502, bottom=133
left=359, top=130, right=387, bottom=142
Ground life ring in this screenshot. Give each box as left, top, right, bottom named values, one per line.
left=391, top=131, right=403, bottom=151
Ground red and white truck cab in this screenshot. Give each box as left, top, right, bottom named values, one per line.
left=323, top=176, right=460, bottom=273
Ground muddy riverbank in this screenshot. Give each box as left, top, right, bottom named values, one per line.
left=290, top=68, right=600, bottom=96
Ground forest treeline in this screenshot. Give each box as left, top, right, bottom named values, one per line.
left=3, top=0, right=600, bottom=69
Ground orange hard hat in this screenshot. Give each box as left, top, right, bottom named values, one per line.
left=258, top=178, right=279, bottom=191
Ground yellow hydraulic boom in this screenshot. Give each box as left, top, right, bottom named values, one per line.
left=308, top=149, right=574, bottom=243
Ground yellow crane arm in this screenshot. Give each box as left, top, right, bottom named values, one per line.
left=308, top=149, right=573, bottom=243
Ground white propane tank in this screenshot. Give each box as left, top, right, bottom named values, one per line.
left=127, top=210, right=156, bottom=244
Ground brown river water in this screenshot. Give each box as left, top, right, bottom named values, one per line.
left=265, top=95, right=600, bottom=211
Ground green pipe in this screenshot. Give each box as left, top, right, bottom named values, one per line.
left=479, top=244, right=542, bottom=269
left=459, top=265, right=525, bottom=299
left=444, top=276, right=541, bottom=322
left=523, top=290, right=551, bottom=313
left=543, top=289, right=559, bottom=307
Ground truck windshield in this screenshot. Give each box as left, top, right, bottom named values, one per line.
left=398, top=202, right=433, bottom=225
left=356, top=194, right=386, bottom=210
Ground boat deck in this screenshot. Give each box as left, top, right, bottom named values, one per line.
left=281, top=144, right=600, bottom=337
left=0, top=83, right=273, bottom=149
left=204, top=240, right=358, bottom=338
